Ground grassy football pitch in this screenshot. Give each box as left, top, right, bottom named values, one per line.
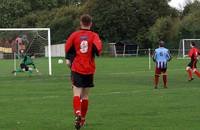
left=0, top=57, right=200, bottom=130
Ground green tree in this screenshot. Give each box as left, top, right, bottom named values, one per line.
left=147, top=0, right=200, bottom=49
left=14, top=6, right=81, bottom=44
left=83, top=0, right=173, bottom=48
left=25, top=0, right=58, bottom=10
left=182, top=0, right=200, bottom=16
left=0, top=0, right=181, bottom=48
left=0, top=0, right=31, bottom=27
left=148, top=17, right=181, bottom=48
left=179, top=10, right=200, bottom=39
left=57, top=0, right=87, bottom=6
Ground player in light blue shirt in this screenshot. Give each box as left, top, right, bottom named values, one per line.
left=153, top=41, right=171, bottom=89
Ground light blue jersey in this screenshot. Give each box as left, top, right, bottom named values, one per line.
left=153, top=47, right=171, bottom=69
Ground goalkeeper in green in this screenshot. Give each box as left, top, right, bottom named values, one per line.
left=12, top=54, right=39, bottom=75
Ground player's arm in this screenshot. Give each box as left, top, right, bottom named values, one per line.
left=188, top=48, right=193, bottom=58
left=92, top=33, right=102, bottom=57
left=197, top=50, right=200, bottom=60
left=167, top=50, right=172, bottom=61
left=193, top=49, right=199, bottom=60
left=152, top=51, right=156, bottom=62
left=65, top=33, right=76, bottom=67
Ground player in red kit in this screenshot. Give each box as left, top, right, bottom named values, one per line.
left=186, top=42, right=200, bottom=81
left=65, top=14, right=102, bottom=130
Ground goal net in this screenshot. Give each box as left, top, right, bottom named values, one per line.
left=178, top=39, right=200, bottom=59
left=0, top=28, right=52, bottom=76
left=108, top=42, right=139, bottom=57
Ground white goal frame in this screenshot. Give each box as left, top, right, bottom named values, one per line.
left=109, top=43, right=139, bottom=57
left=179, top=39, right=200, bottom=59
left=0, top=28, right=52, bottom=76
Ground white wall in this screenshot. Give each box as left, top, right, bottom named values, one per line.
left=0, top=53, right=3, bottom=59
left=45, top=43, right=65, bottom=57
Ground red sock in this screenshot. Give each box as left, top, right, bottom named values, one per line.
left=73, top=96, right=81, bottom=115
left=194, top=70, right=200, bottom=78
left=163, top=75, right=167, bottom=87
left=154, top=75, right=159, bottom=87
left=81, top=99, right=88, bottom=119
left=186, top=69, right=193, bottom=79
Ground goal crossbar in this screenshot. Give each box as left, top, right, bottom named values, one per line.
left=0, top=28, right=50, bottom=31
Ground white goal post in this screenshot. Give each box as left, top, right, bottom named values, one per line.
left=178, top=39, right=200, bottom=59
left=0, top=28, right=52, bottom=76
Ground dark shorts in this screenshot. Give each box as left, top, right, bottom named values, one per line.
left=71, top=71, right=94, bottom=88
left=155, top=67, right=167, bottom=74
left=20, top=63, right=29, bottom=71
left=188, top=60, right=197, bottom=69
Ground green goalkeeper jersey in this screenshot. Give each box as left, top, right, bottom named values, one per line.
left=22, top=55, right=36, bottom=69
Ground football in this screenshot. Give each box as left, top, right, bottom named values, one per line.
left=58, top=59, right=63, bottom=64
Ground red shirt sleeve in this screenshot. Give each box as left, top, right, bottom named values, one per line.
left=188, top=48, right=193, bottom=58
left=194, top=48, right=198, bottom=57
left=93, top=33, right=102, bottom=56
left=65, top=32, right=75, bottom=54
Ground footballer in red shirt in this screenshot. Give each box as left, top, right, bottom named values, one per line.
left=65, top=14, right=102, bottom=130
left=186, top=42, right=200, bottom=81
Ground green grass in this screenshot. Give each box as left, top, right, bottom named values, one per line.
left=0, top=57, right=200, bottom=130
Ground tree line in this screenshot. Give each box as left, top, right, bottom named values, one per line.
left=0, top=0, right=200, bottom=48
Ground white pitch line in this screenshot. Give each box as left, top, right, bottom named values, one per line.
left=0, top=95, right=62, bottom=102
left=0, top=87, right=200, bottom=102
left=0, top=68, right=185, bottom=78
left=99, top=68, right=185, bottom=75
left=0, top=90, right=141, bottom=102
left=93, top=90, right=142, bottom=96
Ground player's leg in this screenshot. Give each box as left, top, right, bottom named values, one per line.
left=162, top=73, right=167, bottom=88
left=162, top=69, right=167, bottom=88
left=193, top=69, right=200, bottom=78
left=186, top=67, right=193, bottom=81
left=154, top=67, right=160, bottom=89
left=80, top=88, right=90, bottom=127
left=12, top=68, right=23, bottom=73
left=27, top=67, right=33, bottom=76
left=186, top=62, right=193, bottom=81
left=73, top=85, right=82, bottom=130
left=71, top=71, right=83, bottom=130
left=32, top=64, right=39, bottom=73
left=80, top=74, right=94, bottom=127
left=12, top=63, right=25, bottom=74
left=192, top=60, right=200, bottom=78
left=73, top=86, right=82, bottom=115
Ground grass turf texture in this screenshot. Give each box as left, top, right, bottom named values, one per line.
left=0, top=57, right=200, bottom=130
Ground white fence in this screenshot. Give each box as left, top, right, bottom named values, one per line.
left=45, top=43, right=181, bottom=58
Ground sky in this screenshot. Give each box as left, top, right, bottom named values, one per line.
left=168, top=0, right=198, bottom=10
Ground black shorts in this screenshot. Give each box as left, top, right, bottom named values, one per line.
left=20, top=63, right=29, bottom=71
left=71, top=71, right=94, bottom=88
left=188, top=60, right=197, bottom=69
